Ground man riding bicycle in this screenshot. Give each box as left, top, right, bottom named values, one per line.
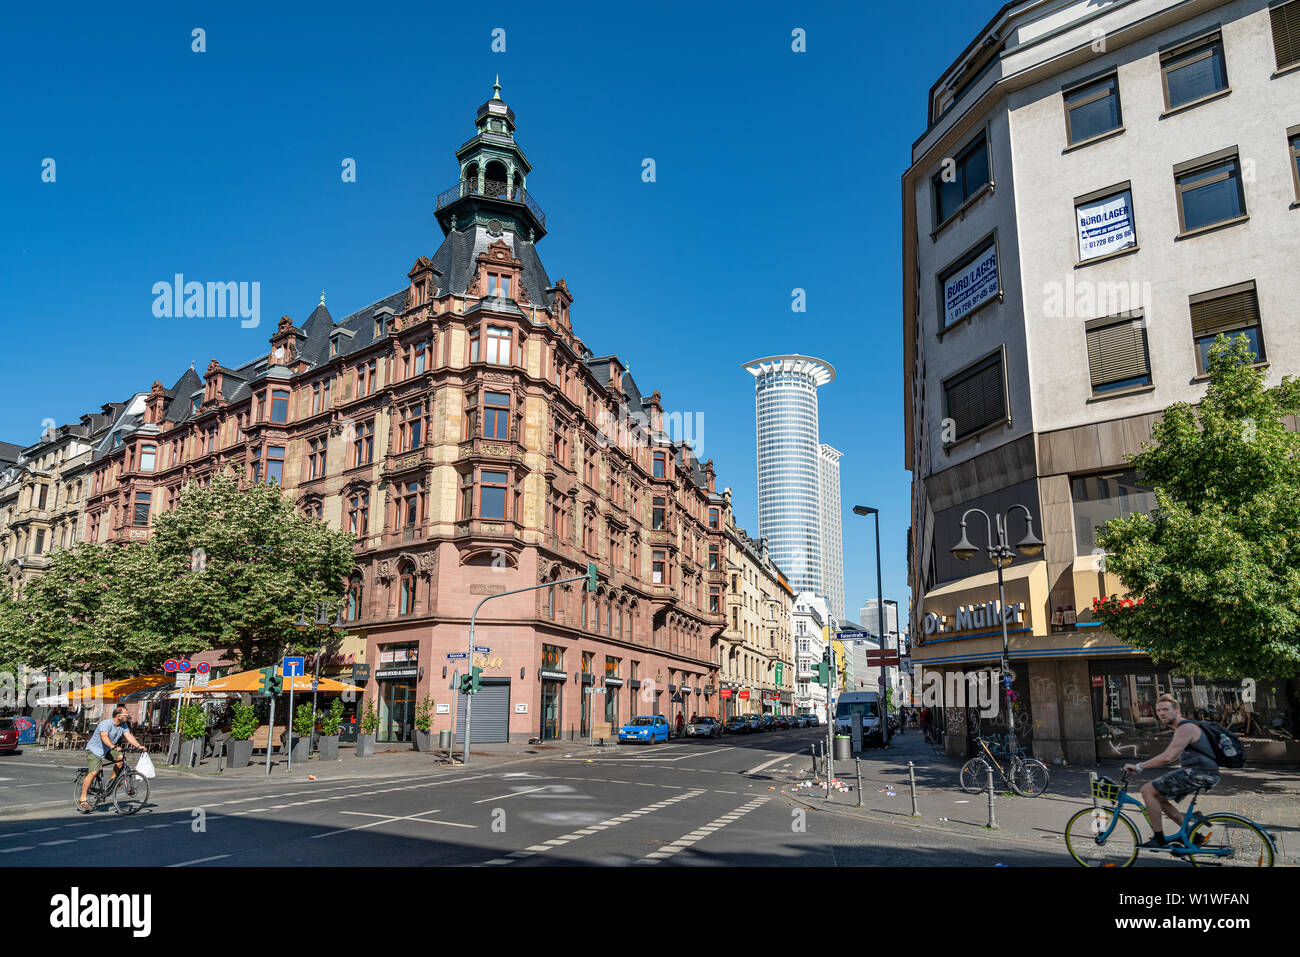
left=1122, top=694, right=1217, bottom=848
left=79, top=706, right=144, bottom=811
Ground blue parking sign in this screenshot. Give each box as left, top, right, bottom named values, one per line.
left=283, top=656, right=306, bottom=677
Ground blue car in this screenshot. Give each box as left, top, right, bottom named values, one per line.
left=619, top=715, right=670, bottom=744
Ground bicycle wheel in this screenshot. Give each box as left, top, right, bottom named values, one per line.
left=73, top=771, right=98, bottom=812
left=1064, top=807, right=1140, bottom=867
left=959, top=756, right=992, bottom=794
left=112, top=770, right=149, bottom=814
left=1186, top=813, right=1275, bottom=867
left=1009, top=757, right=1050, bottom=797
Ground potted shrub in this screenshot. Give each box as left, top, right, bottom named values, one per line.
left=317, top=699, right=343, bottom=761
left=290, top=702, right=314, bottom=762
left=356, top=696, right=378, bottom=758
left=413, top=694, right=435, bottom=751
left=177, top=703, right=207, bottom=767
left=226, top=700, right=257, bottom=768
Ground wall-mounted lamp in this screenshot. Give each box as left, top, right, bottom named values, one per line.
left=442, top=666, right=447, bottom=679
left=520, top=667, right=526, bottom=680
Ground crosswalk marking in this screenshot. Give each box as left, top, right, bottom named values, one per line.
left=634, top=797, right=772, bottom=866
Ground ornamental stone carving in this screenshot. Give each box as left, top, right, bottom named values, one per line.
left=376, top=559, right=396, bottom=582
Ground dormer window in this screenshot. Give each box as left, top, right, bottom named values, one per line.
left=191, top=395, right=201, bottom=413
left=374, top=310, right=394, bottom=338
left=488, top=274, right=511, bottom=299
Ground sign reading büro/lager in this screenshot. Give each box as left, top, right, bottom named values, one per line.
left=1077, top=190, right=1135, bottom=260
left=943, top=242, right=999, bottom=328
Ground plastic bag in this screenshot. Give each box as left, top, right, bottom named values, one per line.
left=135, top=751, right=157, bottom=779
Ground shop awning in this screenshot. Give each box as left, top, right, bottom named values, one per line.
left=34, top=674, right=170, bottom=707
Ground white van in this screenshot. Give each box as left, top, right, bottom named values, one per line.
left=833, top=691, right=882, bottom=745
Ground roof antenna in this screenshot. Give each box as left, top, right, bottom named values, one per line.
left=320, top=290, right=326, bottom=306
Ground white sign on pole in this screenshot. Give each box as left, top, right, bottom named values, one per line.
left=192, top=672, right=210, bottom=688
left=943, top=242, right=999, bottom=327
left=1077, top=190, right=1135, bottom=260
left=174, top=673, right=194, bottom=687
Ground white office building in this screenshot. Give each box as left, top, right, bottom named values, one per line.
left=792, top=592, right=831, bottom=722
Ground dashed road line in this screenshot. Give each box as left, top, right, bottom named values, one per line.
left=635, top=796, right=772, bottom=864
left=168, top=854, right=230, bottom=867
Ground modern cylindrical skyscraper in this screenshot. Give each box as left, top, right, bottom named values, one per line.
left=743, top=355, right=837, bottom=603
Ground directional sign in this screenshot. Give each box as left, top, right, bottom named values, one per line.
left=837, top=631, right=870, bottom=642
left=282, top=656, right=306, bottom=677
left=473, top=646, right=491, bottom=654
left=446, top=652, right=469, bottom=660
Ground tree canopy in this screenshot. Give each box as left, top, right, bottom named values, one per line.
left=1093, top=335, right=1300, bottom=678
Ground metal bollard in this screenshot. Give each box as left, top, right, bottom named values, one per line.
left=855, top=758, right=863, bottom=808
left=810, top=744, right=818, bottom=776
left=908, top=760, right=920, bottom=817
left=1089, top=770, right=1099, bottom=808
left=986, top=767, right=998, bottom=829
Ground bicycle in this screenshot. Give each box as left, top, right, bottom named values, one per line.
left=74, top=748, right=150, bottom=814
left=1063, top=771, right=1275, bottom=867
left=959, top=734, right=1050, bottom=797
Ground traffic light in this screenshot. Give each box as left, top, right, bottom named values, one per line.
left=815, top=662, right=831, bottom=687
left=470, top=666, right=482, bottom=694
left=459, top=672, right=473, bottom=695
left=586, top=562, right=598, bottom=593
left=268, top=668, right=283, bottom=696
left=255, top=666, right=273, bottom=696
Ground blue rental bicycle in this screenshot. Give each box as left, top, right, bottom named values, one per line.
left=1064, top=771, right=1275, bottom=867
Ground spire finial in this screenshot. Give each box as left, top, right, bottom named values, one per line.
left=320, top=290, right=326, bottom=306
left=492, top=75, right=502, bottom=100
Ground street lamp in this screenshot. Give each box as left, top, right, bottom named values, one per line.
left=295, top=601, right=347, bottom=752
left=950, top=504, right=1043, bottom=745
left=851, top=505, right=890, bottom=747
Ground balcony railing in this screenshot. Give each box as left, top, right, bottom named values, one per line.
left=435, top=181, right=546, bottom=229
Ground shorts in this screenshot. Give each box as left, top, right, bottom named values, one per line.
left=87, top=748, right=123, bottom=775
left=1152, top=767, right=1219, bottom=801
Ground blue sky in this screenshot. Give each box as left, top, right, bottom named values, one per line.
left=0, top=0, right=1000, bottom=629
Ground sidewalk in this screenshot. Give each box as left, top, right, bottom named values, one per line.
left=772, top=729, right=1300, bottom=865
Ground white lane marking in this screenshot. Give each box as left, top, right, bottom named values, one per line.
left=167, top=854, right=231, bottom=868
left=745, top=755, right=788, bottom=775
left=315, top=806, right=479, bottom=839
left=0, top=846, right=34, bottom=853
left=478, top=789, right=706, bottom=867
left=635, top=797, right=772, bottom=865
left=471, top=785, right=553, bottom=804
left=40, top=839, right=75, bottom=846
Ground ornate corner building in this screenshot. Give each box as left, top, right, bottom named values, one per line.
left=64, top=82, right=742, bottom=743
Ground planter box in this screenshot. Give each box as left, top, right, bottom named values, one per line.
left=413, top=730, right=432, bottom=752
left=355, top=733, right=375, bottom=758
left=226, top=739, right=254, bottom=768
left=178, top=738, right=204, bottom=768
left=318, top=735, right=339, bottom=761
left=290, top=735, right=311, bottom=763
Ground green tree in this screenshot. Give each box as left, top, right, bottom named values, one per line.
left=1093, top=335, right=1300, bottom=678
left=150, top=470, right=356, bottom=669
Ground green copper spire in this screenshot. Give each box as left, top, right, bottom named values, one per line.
left=493, top=74, right=502, bottom=100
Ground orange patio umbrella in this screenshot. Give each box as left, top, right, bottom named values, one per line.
left=201, top=666, right=363, bottom=695
left=38, top=674, right=171, bottom=706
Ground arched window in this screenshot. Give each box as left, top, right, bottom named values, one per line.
left=399, top=561, right=416, bottom=615
left=347, top=575, right=364, bottom=622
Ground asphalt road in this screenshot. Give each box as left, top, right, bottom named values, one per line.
left=0, top=730, right=1066, bottom=866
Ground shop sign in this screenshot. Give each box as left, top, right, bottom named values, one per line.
left=1091, top=675, right=1104, bottom=688
left=539, top=669, right=568, bottom=682
left=352, top=664, right=371, bottom=683
left=379, top=648, right=418, bottom=665
left=720, top=688, right=732, bottom=698
left=604, top=677, right=624, bottom=687
left=377, top=667, right=418, bottom=679
left=473, top=653, right=503, bottom=671
left=738, top=690, right=750, bottom=700
left=436, top=703, right=450, bottom=714
left=922, top=600, right=1025, bottom=636
left=308, top=652, right=356, bottom=668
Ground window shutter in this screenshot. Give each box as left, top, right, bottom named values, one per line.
left=1190, top=288, right=1259, bottom=340
left=945, top=355, right=1005, bottom=439
left=1272, top=0, right=1300, bottom=70
left=1087, top=319, right=1149, bottom=388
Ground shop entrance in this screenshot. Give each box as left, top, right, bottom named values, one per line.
left=540, top=680, right=562, bottom=741
left=378, top=679, right=415, bottom=743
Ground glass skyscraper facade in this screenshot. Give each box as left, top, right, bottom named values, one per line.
left=743, top=356, right=840, bottom=608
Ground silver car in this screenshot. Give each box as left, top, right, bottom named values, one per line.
left=686, top=716, right=723, bottom=738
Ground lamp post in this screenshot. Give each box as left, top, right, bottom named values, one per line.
left=851, top=505, right=890, bottom=747
left=294, top=602, right=347, bottom=752
left=949, top=505, right=1044, bottom=744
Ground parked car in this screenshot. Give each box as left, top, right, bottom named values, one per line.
left=793, top=715, right=810, bottom=729
left=806, top=714, right=821, bottom=726
left=743, top=714, right=764, bottom=733
left=0, top=718, right=18, bottom=755
left=724, top=715, right=750, bottom=734
left=619, top=714, right=670, bottom=744
left=771, top=715, right=790, bottom=730
left=834, top=691, right=883, bottom=745
left=759, top=714, right=776, bottom=731
left=687, top=716, right=723, bottom=739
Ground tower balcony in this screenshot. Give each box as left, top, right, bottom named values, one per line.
left=435, top=180, right=547, bottom=235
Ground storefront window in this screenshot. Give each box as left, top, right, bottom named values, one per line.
left=379, top=679, right=415, bottom=743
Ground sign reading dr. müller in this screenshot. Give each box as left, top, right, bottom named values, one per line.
left=943, top=243, right=999, bottom=327
left=1076, top=190, right=1135, bottom=260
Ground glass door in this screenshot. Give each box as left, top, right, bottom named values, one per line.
left=379, top=680, right=415, bottom=743
left=541, top=682, right=560, bottom=741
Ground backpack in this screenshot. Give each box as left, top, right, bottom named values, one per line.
left=1191, top=720, right=1246, bottom=769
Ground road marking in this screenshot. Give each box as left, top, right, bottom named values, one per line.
left=472, top=785, right=555, bottom=804
left=477, top=789, right=706, bottom=866
left=0, top=846, right=34, bottom=853
left=40, top=839, right=75, bottom=846
left=167, top=854, right=230, bottom=867
left=635, top=796, right=772, bottom=865
left=315, top=807, right=479, bottom=839
left=745, top=755, right=788, bottom=775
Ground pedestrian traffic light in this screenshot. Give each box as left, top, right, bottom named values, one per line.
left=459, top=672, right=473, bottom=695
left=268, top=668, right=283, bottom=696
left=586, top=562, right=598, bottom=593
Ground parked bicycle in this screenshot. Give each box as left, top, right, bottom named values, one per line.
left=73, top=747, right=150, bottom=814
left=1064, top=771, right=1275, bottom=867
left=958, top=733, right=1050, bottom=797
